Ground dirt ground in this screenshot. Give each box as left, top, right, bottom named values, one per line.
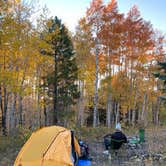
left=88, top=128, right=166, bottom=166
left=1, top=128, right=166, bottom=166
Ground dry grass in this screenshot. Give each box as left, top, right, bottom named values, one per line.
left=146, top=127, right=166, bottom=153
left=81, top=126, right=166, bottom=166
left=0, top=136, right=23, bottom=166
left=1, top=126, right=166, bottom=166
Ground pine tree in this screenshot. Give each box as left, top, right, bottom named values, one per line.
left=42, top=16, right=79, bottom=124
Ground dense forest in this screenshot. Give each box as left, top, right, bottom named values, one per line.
left=0, top=0, right=166, bottom=136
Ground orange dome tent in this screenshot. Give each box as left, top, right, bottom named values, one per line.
left=14, top=126, right=80, bottom=166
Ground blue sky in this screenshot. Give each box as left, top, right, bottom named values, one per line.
left=39, top=0, right=166, bottom=33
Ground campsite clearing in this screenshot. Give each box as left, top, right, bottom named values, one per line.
left=1, top=127, right=166, bottom=166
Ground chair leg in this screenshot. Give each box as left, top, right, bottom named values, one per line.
left=115, top=150, right=118, bottom=156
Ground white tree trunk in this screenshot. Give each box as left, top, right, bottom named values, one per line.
left=106, top=93, right=111, bottom=127
left=132, top=89, right=138, bottom=126
left=77, top=80, right=85, bottom=127
left=141, top=93, right=148, bottom=121
left=93, top=39, right=99, bottom=128
left=155, top=97, right=160, bottom=125
left=106, top=48, right=112, bottom=127
left=8, top=92, right=17, bottom=133
left=115, top=102, right=120, bottom=125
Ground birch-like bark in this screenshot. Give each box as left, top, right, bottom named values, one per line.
left=106, top=93, right=111, bottom=127
left=115, top=102, right=120, bottom=125
left=93, top=38, right=99, bottom=128
left=132, top=88, right=138, bottom=126
left=154, top=97, right=160, bottom=125
left=141, top=93, right=148, bottom=121
left=106, top=48, right=112, bottom=127
left=9, top=92, right=17, bottom=132
left=77, top=80, right=85, bottom=127
left=128, top=59, right=133, bottom=125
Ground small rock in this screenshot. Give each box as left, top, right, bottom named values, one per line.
left=108, top=153, right=112, bottom=160
left=102, top=150, right=109, bottom=155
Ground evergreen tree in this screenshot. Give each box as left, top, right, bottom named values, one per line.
left=41, top=16, right=79, bottom=124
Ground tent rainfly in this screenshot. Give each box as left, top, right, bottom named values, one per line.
left=14, top=126, right=80, bottom=166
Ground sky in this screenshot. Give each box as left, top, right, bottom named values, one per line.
left=39, top=0, right=166, bottom=34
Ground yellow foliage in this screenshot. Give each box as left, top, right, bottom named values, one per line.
left=111, top=71, right=130, bottom=99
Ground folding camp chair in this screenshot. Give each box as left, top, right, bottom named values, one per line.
left=109, top=138, right=126, bottom=157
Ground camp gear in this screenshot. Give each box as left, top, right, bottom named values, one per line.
left=103, top=131, right=127, bottom=150
left=127, top=136, right=140, bottom=149
left=139, top=128, right=145, bottom=143
left=128, top=136, right=139, bottom=144
left=78, top=140, right=89, bottom=159
left=110, top=131, right=127, bottom=150
left=78, top=159, right=91, bottom=166
left=103, top=134, right=112, bottom=150
left=14, top=126, right=80, bottom=166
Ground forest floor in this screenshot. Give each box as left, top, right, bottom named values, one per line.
left=88, top=127, right=166, bottom=166
left=1, top=126, right=166, bottom=166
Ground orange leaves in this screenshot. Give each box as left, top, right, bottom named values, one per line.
left=79, top=17, right=92, bottom=34
left=105, top=0, right=117, bottom=13
left=86, top=0, right=104, bottom=31
left=75, top=0, right=166, bottom=115
left=127, top=5, right=140, bottom=19
left=86, top=0, right=103, bottom=16
left=79, top=18, right=86, bottom=28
